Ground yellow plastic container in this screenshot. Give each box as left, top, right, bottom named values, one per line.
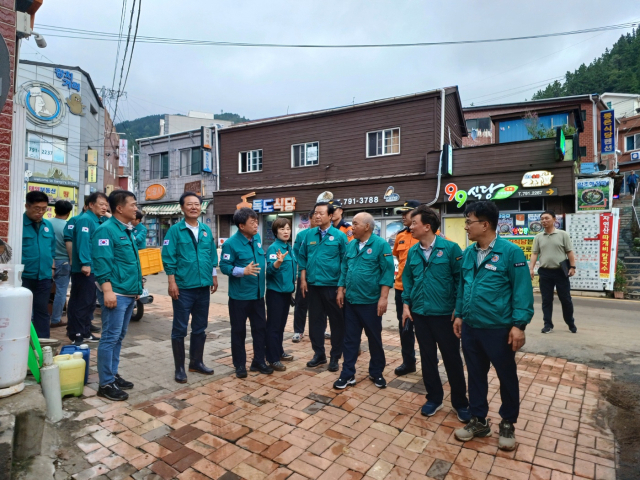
left=54, top=352, right=86, bottom=398
left=139, top=248, right=164, bottom=276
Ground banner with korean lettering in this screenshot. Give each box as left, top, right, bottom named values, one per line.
left=599, top=213, right=613, bottom=279
left=119, top=139, right=128, bottom=167
left=252, top=197, right=297, bottom=213
left=600, top=109, right=615, bottom=155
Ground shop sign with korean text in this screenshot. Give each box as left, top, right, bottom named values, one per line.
left=87, top=149, right=97, bottom=165
left=145, top=184, right=166, bottom=201
left=444, top=182, right=518, bottom=207
left=87, top=165, right=97, bottom=183
left=576, top=178, right=613, bottom=212
left=521, top=170, right=553, bottom=188
left=252, top=197, right=296, bottom=213
left=119, top=139, right=128, bottom=167
left=184, top=180, right=202, bottom=195
left=28, top=182, right=77, bottom=203
left=202, top=150, right=212, bottom=173
left=599, top=213, right=613, bottom=279
left=600, top=109, right=615, bottom=155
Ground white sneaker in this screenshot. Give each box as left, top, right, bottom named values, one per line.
left=292, top=333, right=302, bottom=343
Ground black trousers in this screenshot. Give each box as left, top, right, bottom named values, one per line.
left=67, top=272, right=96, bottom=340
left=413, top=313, right=468, bottom=409
left=228, top=297, right=267, bottom=368
left=341, top=302, right=385, bottom=378
left=395, top=288, right=416, bottom=366
left=462, top=323, right=519, bottom=422
left=22, top=278, right=52, bottom=339
left=293, top=277, right=308, bottom=334
left=630, top=183, right=637, bottom=196
left=265, top=289, right=291, bottom=363
left=538, top=267, right=575, bottom=329
left=307, top=285, right=344, bottom=359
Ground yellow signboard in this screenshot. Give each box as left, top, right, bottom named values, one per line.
left=505, top=236, right=535, bottom=260
left=87, top=149, right=98, bottom=165
left=88, top=166, right=97, bottom=183
left=43, top=204, right=77, bottom=220
left=28, top=183, right=77, bottom=203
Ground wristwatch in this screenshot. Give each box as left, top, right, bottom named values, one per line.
left=569, top=266, right=576, bottom=269
left=513, top=323, right=527, bottom=331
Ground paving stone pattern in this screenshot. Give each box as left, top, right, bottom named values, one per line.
left=50, top=295, right=617, bottom=479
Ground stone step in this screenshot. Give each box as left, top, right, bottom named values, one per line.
left=0, top=414, right=14, bottom=480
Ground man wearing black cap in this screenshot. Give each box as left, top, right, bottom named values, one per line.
left=392, top=200, right=420, bottom=375
left=330, top=200, right=354, bottom=243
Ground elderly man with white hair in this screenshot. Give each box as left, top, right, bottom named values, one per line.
left=334, top=212, right=395, bottom=389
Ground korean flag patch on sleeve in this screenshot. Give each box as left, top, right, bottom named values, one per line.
left=68, top=225, right=74, bottom=230
left=98, top=239, right=109, bottom=246
left=223, top=253, right=231, bottom=260
left=82, top=227, right=89, bottom=233
left=269, top=254, right=277, bottom=260
left=163, top=239, right=170, bottom=246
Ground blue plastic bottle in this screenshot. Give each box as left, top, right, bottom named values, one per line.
left=59, top=344, right=90, bottom=385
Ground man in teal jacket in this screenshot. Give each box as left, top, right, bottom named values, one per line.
left=93, top=190, right=142, bottom=402
left=219, top=207, right=272, bottom=378
left=298, top=202, right=348, bottom=372
left=453, top=201, right=534, bottom=452
left=132, top=210, right=147, bottom=250
left=21, top=191, right=56, bottom=339
left=162, top=192, right=218, bottom=383
left=401, top=206, right=470, bottom=421
left=334, top=213, right=394, bottom=390
left=67, top=192, right=108, bottom=345
left=291, top=209, right=317, bottom=342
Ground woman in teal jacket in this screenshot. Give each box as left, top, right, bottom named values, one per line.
left=265, top=217, right=297, bottom=371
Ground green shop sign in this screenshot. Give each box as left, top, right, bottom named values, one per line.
left=445, top=183, right=519, bottom=208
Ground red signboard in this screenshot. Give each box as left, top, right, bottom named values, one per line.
left=599, top=213, right=613, bottom=278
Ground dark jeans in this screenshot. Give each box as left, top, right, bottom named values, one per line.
left=395, top=288, right=416, bottom=366
left=293, top=277, right=308, bottom=334
left=22, top=277, right=52, bottom=339
left=340, top=302, right=385, bottom=379
left=67, top=272, right=97, bottom=340
left=307, top=285, right=344, bottom=359
left=171, top=286, right=210, bottom=340
left=413, top=313, right=468, bottom=409
left=630, top=183, right=637, bottom=196
left=266, top=289, right=291, bottom=363
left=538, top=267, right=575, bottom=329
left=228, top=297, right=267, bottom=368
left=462, top=323, right=519, bottom=422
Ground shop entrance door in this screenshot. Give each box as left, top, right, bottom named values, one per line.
left=443, top=217, right=468, bottom=250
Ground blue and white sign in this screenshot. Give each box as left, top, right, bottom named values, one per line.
left=600, top=109, right=615, bottom=155
left=580, top=162, right=597, bottom=174
left=202, top=150, right=212, bottom=173
left=54, top=68, right=80, bottom=92
left=631, top=151, right=640, bottom=161
left=18, top=81, right=66, bottom=127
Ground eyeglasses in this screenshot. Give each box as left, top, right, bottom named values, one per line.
left=29, top=207, right=48, bottom=213
left=464, top=220, right=484, bottom=226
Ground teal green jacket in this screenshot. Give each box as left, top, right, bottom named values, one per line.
left=133, top=223, right=147, bottom=250
left=298, top=226, right=348, bottom=286
left=63, top=212, right=83, bottom=243
left=402, top=236, right=463, bottom=316
left=219, top=231, right=266, bottom=300
left=161, top=220, right=218, bottom=290
left=455, top=236, right=534, bottom=329
left=71, top=211, right=102, bottom=273
left=266, top=238, right=297, bottom=293
left=92, top=217, right=143, bottom=295
left=338, top=234, right=394, bottom=304
left=293, top=228, right=311, bottom=270
left=21, top=213, right=55, bottom=280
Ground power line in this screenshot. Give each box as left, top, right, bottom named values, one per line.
left=35, top=21, right=638, bottom=49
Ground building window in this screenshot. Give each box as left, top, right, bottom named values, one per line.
left=581, top=110, right=587, bottom=121
left=292, top=142, right=319, bottom=167
left=180, top=148, right=201, bottom=176
left=26, top=132, right=66, bottom=164
left=239, top=149, right=262, bottom=173
left=606, top=102, right=612, bottom=109
left=90, top=104, right=98, bottom=120
left=625, top=134, right=640, bottom=152
left=367, top=128, right=400, bottom=157
left=579, top=146, right=587, bottom=157
left=191, top=148, right=201, bottom=175
left=465, top=118, right=491, bottom=131
left=150, top=152, right=169, bottom=179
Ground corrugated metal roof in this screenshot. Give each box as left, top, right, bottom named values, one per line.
left=142, top=200, right=209, bottom=215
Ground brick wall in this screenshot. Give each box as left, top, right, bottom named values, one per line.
left=0, top=1, right=14, bottom=241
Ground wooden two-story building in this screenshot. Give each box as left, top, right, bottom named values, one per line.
left=214, top=87, right=576, bottom=250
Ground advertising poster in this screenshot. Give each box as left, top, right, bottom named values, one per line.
left=576, top=178, right=613, bottom=212
left=497, top=214, right=514, bottom=235
left=496, top=212, right=563, bottom=236
left=505, top=236, right=535, bottom=261
left=565, top=209, right=619, bottom=291
left=119, top=139, right=128, bottom=167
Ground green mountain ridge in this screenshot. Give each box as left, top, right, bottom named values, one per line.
left=533, top=29, right=640, bottom=100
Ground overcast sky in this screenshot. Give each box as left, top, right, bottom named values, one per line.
left=26, top=0, right=639, bottom=123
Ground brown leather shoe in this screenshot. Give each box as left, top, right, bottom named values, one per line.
left=281, top=353, right=294, bottom=362
left=51, top=321, right=68, bottom=328
left=270, top=361, right=286, bottom=372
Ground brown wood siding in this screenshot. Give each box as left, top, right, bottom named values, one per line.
left=218, top=95, right=443, bottom=191
left=445, top=93, right=464, bottom=147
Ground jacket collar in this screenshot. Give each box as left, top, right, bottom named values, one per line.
left=272, top=238, right=290, bottom=250
left=336, top=219, right=350, bottom=229
left=84, top=210, right=100, bottom=223
left=178, top=218, right=200, bottom=230
left=234, top=230, right=256, bottom=246
left=107, top=216, right=129, bottom=232
left=23, top=212, right=38, bottom=226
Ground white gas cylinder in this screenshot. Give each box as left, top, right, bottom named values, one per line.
left=0, top=264, right=33, bottom=394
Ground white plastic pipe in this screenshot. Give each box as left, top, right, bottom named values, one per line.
left=40, top=346, right=63, bottom=423
left=426, top=88, right=447, bottom=207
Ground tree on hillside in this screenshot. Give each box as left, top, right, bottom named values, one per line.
left=533, top=29, right=640, bottom=100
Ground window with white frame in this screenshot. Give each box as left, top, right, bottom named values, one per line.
left=626, top=133, right=640, bottom=152
left=26, top=132, right=67, bottom=163
left=150, top=152, right=169, bottom=179
left=366, top=128, right=400, bottom=158
left=180, top=148, right=202, bottom=176
left=239, top=149, right=262, bottom=173
left=292, top=142, right=319, bottom=167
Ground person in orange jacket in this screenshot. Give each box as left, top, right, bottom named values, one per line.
left=330, top=200, right=354, bottom=242
left=392, top=200, right=421, bottom=375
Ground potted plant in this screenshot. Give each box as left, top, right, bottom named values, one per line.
left=614, top=260, right=627, bottom=299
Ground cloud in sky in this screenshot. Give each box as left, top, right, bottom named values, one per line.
left=26, top=0, right=639, bottom=122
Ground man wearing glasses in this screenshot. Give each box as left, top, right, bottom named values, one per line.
left=453, top=201, right=533, bottom=452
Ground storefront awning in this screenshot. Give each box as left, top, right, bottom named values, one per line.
left=142, top=201, right=209, bottom=216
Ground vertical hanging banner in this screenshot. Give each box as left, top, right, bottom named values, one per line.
left=201, top=127, right=212, bottom=149
left=88, top=166, right=97, bottom=183
left=599, top=213, right=613, bottom=279
left=600, top=109, right=615, bottom=155
left=202, top=149, right=212, bottom=173
left=87, top=149, right=97, bottom=165
left=119, top=139, right=128, bottom=167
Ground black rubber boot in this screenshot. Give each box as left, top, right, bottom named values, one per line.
left=171, top=338, right=188, bottom=384
left=189, top=332, right=214, bottom=375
